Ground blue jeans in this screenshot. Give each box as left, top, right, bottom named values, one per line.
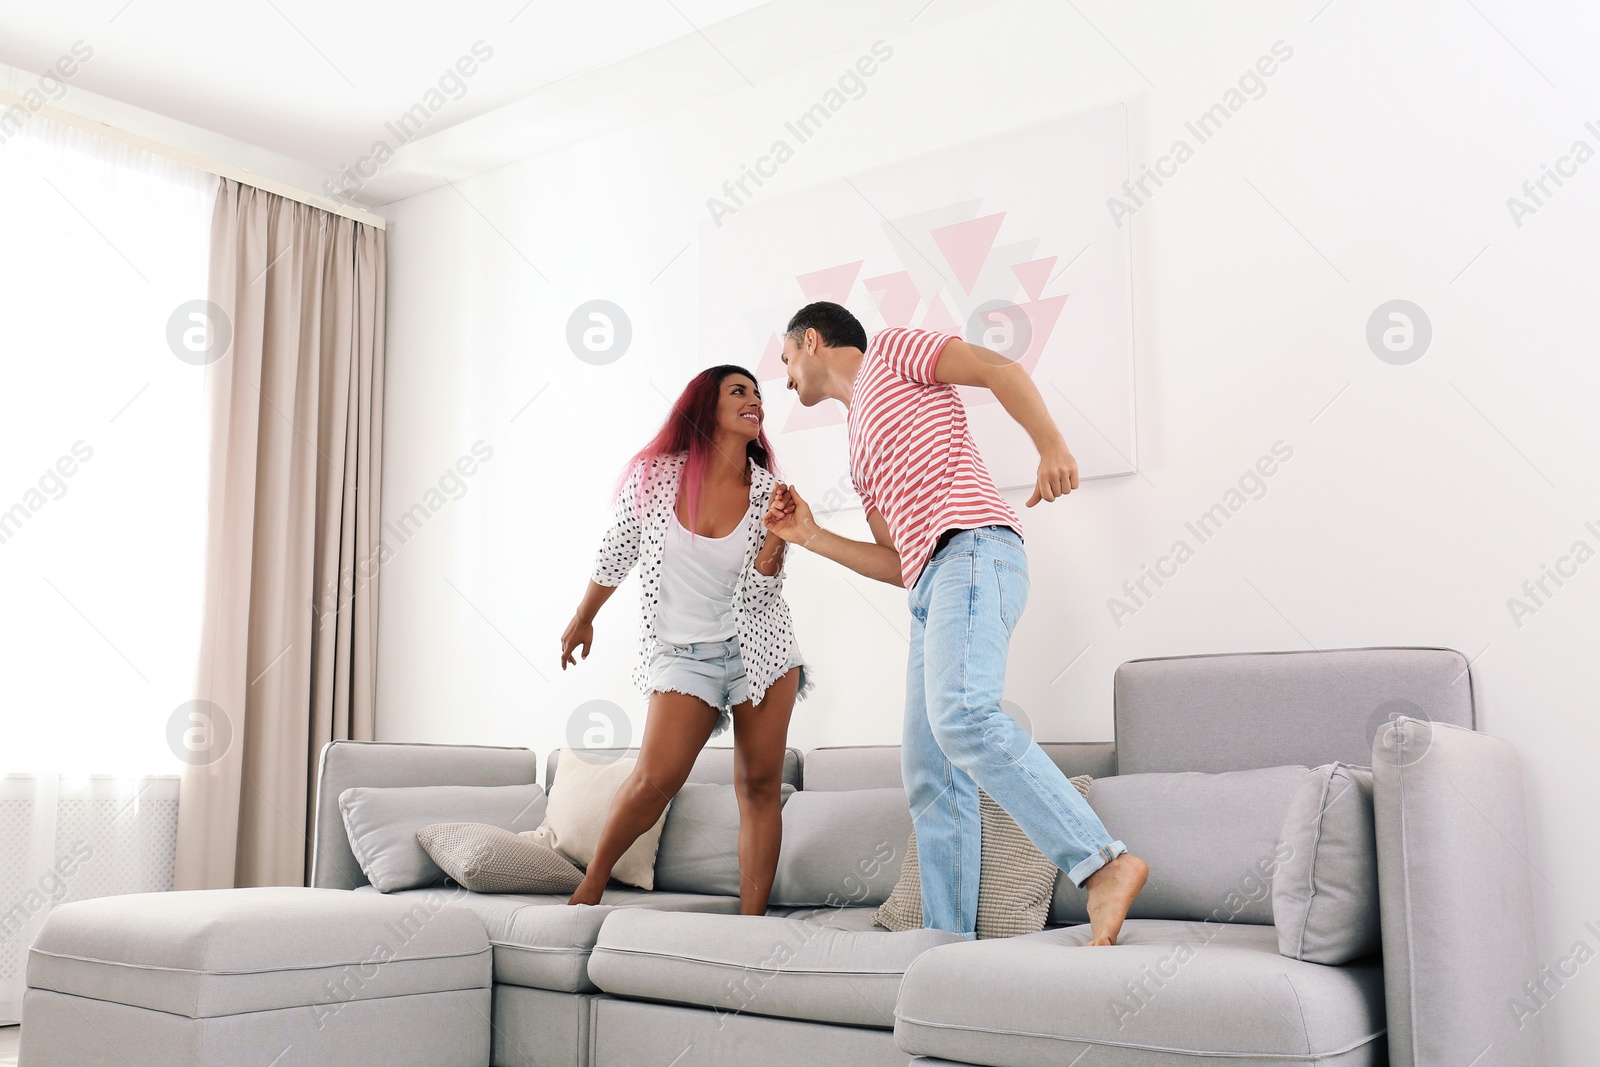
left=903, top=525, right=1127, bottom=939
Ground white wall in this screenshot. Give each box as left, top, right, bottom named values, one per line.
left=376, top=1, right=1600, bottom=1058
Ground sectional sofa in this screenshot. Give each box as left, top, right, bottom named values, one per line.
left=22, top=647, right=1542, bottom=1067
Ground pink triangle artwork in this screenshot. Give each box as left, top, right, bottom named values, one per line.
left=700, top=104, right=1136, bottom=491
left=929, top=214, right=1006, bottom=294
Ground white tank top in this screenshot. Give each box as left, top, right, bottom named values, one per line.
left=655, top=508, right=751, bottom=644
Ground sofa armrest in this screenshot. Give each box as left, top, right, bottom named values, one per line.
left=311, top=740, right=540, bottom=890
left=1374, top=717, right=1541, bottom=1066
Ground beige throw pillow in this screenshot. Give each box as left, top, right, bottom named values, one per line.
left=416, top=822, right=584, bottom=894
left=538, top=752, right=671, bottom=890
left=875, top=775, right=1092, bottom=939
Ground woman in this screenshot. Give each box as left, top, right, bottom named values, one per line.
left=559, top=365, right=810, bottom=913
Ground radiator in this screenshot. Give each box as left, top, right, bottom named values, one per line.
left=0, top=774, right=180, bottom=1024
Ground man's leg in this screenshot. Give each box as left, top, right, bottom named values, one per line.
left=902, top=558, right=983, bottom=939
left=922, top=527, right=1146, bottom=944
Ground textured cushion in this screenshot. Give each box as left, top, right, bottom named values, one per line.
left=1274, top=763, right=1380, bottom=964
left=895, top=919, right=1386, bottom=1066
left=770, top=787, right=910, bottom=907
left=588, top=908, right=961, bottom=1028
left=364, top=885, right=743, bottom=992
left=876, top=777, right=1091, bottom=938
left=541, top=751, right=669, bottom=890
left=653, top=782, right=797, bottom=896
left=339, top=783, right=547, bottom=893
left=416, top=822, right=583, bottom=894
left=25, top=888, right=489, bottom=1017
left=1050, top=766, right=1308, bottom=924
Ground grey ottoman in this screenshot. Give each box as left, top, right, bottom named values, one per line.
left=20, top=887, right=492, bottom=1067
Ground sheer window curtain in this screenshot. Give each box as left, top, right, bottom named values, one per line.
left=0, top=115, right=215, bottom=1022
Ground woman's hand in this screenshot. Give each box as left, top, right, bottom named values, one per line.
left=560, top=615, right=595, bottom=670
left=763, top=483, right=815, bottom=545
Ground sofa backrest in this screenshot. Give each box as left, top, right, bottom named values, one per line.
left=1114, top=646, right=1474, bottom=774
left=544, top=746, right=803, bottom=792
left=800, top=742, right=1116, bottom=790
left=310, top=740, right=540, bottom=891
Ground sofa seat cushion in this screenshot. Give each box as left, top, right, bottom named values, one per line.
left=588, top=909, right=962, bottom=1028
left=765, top=905, right=885, bottom=931
left=895, top=920, right=1385, bottom=1066
left=25, top=888, right=489, bottom=1019
left=365, top=885, right=742, bottom=993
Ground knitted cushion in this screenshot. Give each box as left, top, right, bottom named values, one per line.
left=417, top=822, right=584, bottom=894
left=875, top=775, right=1092, bottom=939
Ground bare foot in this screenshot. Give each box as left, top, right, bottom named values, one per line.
left=1084, top=854, right=1148, bottom=946
left=566, top=876, right=605, bottom=906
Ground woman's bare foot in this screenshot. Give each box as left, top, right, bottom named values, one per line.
left=566, top=875, right=605, bottom=906
left=1084, top=854, right=1149, bottom=946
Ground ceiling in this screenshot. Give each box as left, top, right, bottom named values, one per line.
left=0, top=0, right=775, bottom=174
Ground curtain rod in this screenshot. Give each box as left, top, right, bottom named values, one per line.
left=0, top=91, right=389, bottom=231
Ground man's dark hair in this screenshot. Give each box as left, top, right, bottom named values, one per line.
left=786, top=301, right=867, bottom=352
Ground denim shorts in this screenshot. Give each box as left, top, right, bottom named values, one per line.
left=646, top=635, right=806, bottom=738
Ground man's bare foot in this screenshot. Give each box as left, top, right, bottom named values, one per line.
left=566, top=876, right=605, bottom=906
left=1084, top=853, right=1148, bottom=946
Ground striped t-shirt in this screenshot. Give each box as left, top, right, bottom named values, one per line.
left=848, top=327, right=1022, bottom=588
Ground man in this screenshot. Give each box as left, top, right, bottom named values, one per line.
left=765, top=301, right=1147, bottom=945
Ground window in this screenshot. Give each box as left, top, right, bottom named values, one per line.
left=0, top=115, right=216, bottom=775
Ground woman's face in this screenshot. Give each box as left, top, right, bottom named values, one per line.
left=715, top=373, right=763, bottom=443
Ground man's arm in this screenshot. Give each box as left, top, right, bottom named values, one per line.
left=764, top=486, right=903, bottom=587
left=932, top=337, right=1079, bottom=506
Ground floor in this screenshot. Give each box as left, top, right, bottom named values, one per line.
left=0, top=1025, right=17, bottom=1066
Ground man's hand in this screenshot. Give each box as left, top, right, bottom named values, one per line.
left=763, top=482, right=815, bottom=545
left=1027, top=443, right=1080, bottom=507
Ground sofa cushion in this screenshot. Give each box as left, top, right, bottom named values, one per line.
left=1050, top=765, right=1308, bottom=925
left=1275, top=763, right=1380, bottom=964
left=365, top=885, right=742, bottom=993
left=895, top=919, right=1386, bottom=1066
left=876, top=780, right=1090, bottom=939
left=800, top=743, right=1116, bottom=790
left=25, top=888, right=489, bottom=1018
left=339, top=782, right=547, bottom=892
left=541, top=751, right=668, bottom=890
left=653, top=782, right=797, bottom=896
left=770, top=787, right=909, bottom=907
left=1113, top=647, right=1474, bottom=774
left=416, top=822, right=584, bottom=894
left=588, top=909, right=961, bottom=1028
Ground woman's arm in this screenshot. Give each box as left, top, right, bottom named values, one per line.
left=754, top=486, right=789, bottom=577
left=561, top=581, right=617, bottom=668
left=564, top=461, right=647, bottom=669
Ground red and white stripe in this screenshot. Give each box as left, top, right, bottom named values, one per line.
left=848, top=327, right=1022, bottom=588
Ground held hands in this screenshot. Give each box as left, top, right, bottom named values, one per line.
left=1027, top=443, right=1080, bottom=507
left=559, top=615, right=593, bottom=670
left=762, top=482, right=815, bottom=546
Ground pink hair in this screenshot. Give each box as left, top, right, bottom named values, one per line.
left=614, top=365, right=778, bottom=535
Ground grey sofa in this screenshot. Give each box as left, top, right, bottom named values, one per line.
left=301, top=647, right=1540, bottom=1067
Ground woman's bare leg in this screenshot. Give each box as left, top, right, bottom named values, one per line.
left=567, top=691, right=719, bottom=905
left=730, top=667, right=800, bottom=915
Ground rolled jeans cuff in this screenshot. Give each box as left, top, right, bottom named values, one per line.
left=1067, top=840, right=1128, bottom=889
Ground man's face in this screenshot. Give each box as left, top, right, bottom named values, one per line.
left=780, top=329, right=821, bottom=407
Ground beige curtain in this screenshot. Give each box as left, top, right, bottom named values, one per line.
left=175, top=179, right=386, bottom=889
